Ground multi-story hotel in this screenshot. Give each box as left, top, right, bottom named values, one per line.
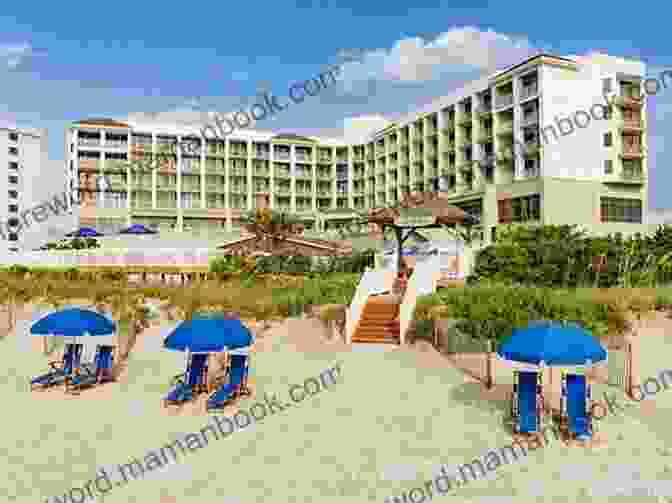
left=0, top=125, right=52, bottom=253
left=67, top=52, right=649, bottom=241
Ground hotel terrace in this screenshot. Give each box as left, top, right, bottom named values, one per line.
left=67, top=52, right=649, bottom=241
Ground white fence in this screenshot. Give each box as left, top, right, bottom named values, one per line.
left=0, top=249, right=217, bottom=267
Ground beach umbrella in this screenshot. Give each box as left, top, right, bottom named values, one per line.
left=497, top=320, right=607, bottom=367
left=66, top=227, right=103, bottom=238
left=119, top=224, right=158, bottom=235
left=30, top=308, right=116, bottom=347
left=163, top=315, right=253, bottom=353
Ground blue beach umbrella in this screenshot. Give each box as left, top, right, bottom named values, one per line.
left=119, top=224, right=157, bottom=235
left=497, top=320, right=607, bottom=367
left=66, top=227, right=103, bottom=238
left=163, top=315, right=253, bottom=353
left=30, top=308, right=117, bottom=350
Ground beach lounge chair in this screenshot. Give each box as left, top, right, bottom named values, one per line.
left=206, top=354, right=249, bottom=410
left=65, top=345, right=115, bottom=393
left=562, top=373, right=593, bottom=439
left=511, top=370, right=543, bottom=434
left=163, top=353, right=209, bottom=407
left=30, top=344, right=82, bottom=390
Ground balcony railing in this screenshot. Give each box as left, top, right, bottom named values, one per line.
left=295, top=153, right=311, bottom=162
left=476, top=130, right=493, bottom=143
left=476, top=105, right=492, bottom=116
left=523, top=142, right=541, bottom=156
left=255, top=150, right=270, bottom=159
left=620, top=120, right=644, bottom=131
left=614, top=94, right=643, bottom=108
left=621, top=146, right=645, bottom=158
left=495, top=94, right=514, bottom=108
left=520, top=85, right=538, bottom=100
left=497, top=122, right=514, bottom=135
left=521, top=114, right=539, bottom=127
left=78, top=138, right=102, bottom=147
left=275, top=151, right=291, bottom=160
left=105, top=141, right=128, bottom=149
left=621, top=169, right=645, bottom=181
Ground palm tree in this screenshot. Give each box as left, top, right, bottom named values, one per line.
left=105, top=287, right=147, bottom=359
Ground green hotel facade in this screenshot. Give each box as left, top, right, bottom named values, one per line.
left=67, top=52, right=652, bottom=243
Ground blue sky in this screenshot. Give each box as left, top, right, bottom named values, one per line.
left=1, top=0, right=670, bottom=208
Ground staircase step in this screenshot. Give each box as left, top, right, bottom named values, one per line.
left=352, top=335, right=400, bottom=344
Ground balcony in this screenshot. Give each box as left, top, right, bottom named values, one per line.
left=295, top=152, right=312, bottom=162
left=104, top=141, right=128, bottom=149
left=495, top=94, right=514, bottom=108
left=275, top=151, right=291, bottom=161
left=521, top=114, right=539, bottom=127
left=353, top=152, right=365, bottom=161
left=476, top=130, right=493, bottom=143
left=520, top=85, right=538, bottom=101
left=317, top=172, right=332, bottom=181
left=426, top=147, right=437, bottom=158
left=497, top=122, right=514, bottom=136
left=78, top=159, right=100, bottom=171
left=254, top=186, right=270, bottom=193
left=295, top=171, right=313, bottom=180
left=614, top=94, right=643, bottom=108
left=426, top=125, right=437, bottom=136
left=458, top=115, right=472, bottom=127
left=621, top=169, right=645, bottom=182
left=276, top=186, right=291, bottom=195
left=476, top=105, right=492, bottom=117
left=441, top=125, right=455, bottom=135
left=229, top=149, right=248, bottom=158
left=620, top=120, right=644, bottom=132
left=229, top=168, right=247, bottom=177
left=78, top=138, right=102, bottom=147
left=254, top=169, right=271, bottom=178
left=523, top=141, right=541, bottom=157
left=621, top=146, right=645, bottom=159
left=273, top=170, right=290, bottom=179
left=255, top=150, right=270, bottom=159
left=459, top=161, right=475, bottom=172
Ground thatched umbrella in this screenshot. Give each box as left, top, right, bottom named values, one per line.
left=363, top=192, right=478, bottom=274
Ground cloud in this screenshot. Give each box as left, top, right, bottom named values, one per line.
left=0, top=43, right=47, bottom=71
left=337, top=26, right=546, bottom=90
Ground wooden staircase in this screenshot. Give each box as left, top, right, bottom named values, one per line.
left=351, top=295, right=401, bottom=344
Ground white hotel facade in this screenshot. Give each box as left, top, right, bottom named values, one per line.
left=67, top=52, right=652, bottom=242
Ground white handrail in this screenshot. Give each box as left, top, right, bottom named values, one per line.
left=399, top=256, right=440, bottom=344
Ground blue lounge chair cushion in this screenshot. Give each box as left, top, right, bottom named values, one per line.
left=207, top=383, right=236, bottom=408
left=566, top=374, right=591, bottom=438
left=164, top=382, right=194, bottom=403
left=95, top=346, right=114, bottom=370
left=187, top=354, right=208, bottom=387
left=518, top=371, right=539, bottom=433
left=31, top=344, right=82, bottom=387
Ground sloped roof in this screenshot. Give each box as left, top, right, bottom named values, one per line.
left=74, top=118, right=131, bottom=128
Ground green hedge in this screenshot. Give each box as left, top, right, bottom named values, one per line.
left=470, top=224, right=672, bottom=288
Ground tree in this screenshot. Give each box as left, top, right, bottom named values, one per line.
left=105, top=287, right=148, bottom=359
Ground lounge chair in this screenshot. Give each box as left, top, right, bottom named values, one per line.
left=65, top=345, right=115, bottom=393
left=562, top=373, right=593, bottom=439
left=30, top=344, right=82, bottom=390
left=206, top=354, right=249, bottom=410
left=511, top=370, right=543, bottom=434
left=163, top=353, right=209, bottom=407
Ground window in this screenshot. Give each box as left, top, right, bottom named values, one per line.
left=604, top=160, right=613, bottom=174
left=7, top=217, right=19, bottom=227
left=498, top=193, right=541, bottom=223
left=8, top=190, right=18, bottom=199
left=8, top=175, right=18, bottom=184
left=8, top=233, right=18, bottom=241
left=602, top=78, right=612, bottom=93
left=8, top=161, right=18, bottom=170
left=9, top=132, right=18, bottom=142
left=8, top=146, right=18, bottom=155
left=600, top=197, right=642, bottom=223
left=8, top=205, right=18, bottom=213
left=604, top=132, right=612, bottom=147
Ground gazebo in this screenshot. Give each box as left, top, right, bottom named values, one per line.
left=364, top=192, right=479, bottom=275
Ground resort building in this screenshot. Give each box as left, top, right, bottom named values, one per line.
left=66, top=52, right=651, bottom=241
left=0, top=124, right=53, bottom=252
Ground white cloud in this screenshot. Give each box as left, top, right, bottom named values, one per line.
left=337, top=26, right=545, bottom=89
left=0, top=43, right=44, bottom=70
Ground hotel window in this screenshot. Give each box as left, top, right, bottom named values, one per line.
left=8, top=146, right=18, bottom=155
left=8, top=190, right=18, bottom=199
left=602, top=78, right=612, bottom=93
left=8, top=132, right=18, bottom=142
left=600, top=197, right=642, bottom=223
left=604, top=132, right=612, bottom=147
left=604, top=160, right=613, bottom=174
left=498, top=193, right=541, bottom=223
left=8, top=233, right=18, bottom=241
left=8, top=175, right=18, bottom=184
left=9, top=161, right=18, bottom=170
left=8, top=205, right=18, bottom=213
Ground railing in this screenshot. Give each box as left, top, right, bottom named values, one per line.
left=399, top=255, right=440, bottom=344
left=495, top=94, right=513, bottom=108
left=0, top=249, right=214, bottom=267
left=345, top=268, right=395, bottom=344
left=520, top=85, right=538, bottom=100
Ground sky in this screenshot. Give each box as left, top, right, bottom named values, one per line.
left=1, top=0, right=670, bottom=209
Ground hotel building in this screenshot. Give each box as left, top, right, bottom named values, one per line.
left=67, top=52, right=649, bottom=241
left=0, top=125, right=52, bottom=253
